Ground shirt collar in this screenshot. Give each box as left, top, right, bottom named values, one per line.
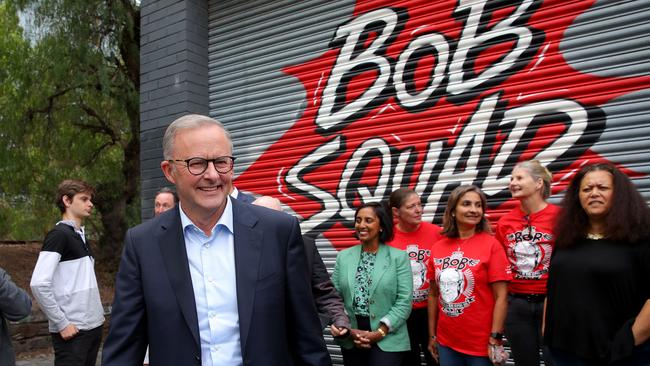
left=57, top=220, right=84, bottom=233
left=178, top=197, right=234, bottom=236
left=230, top=186, right=240, bottom=199
left=57, top=220, right=86, bottom=242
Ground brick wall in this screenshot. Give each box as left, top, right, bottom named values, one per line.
left=139, top=0, right=210, bottom=219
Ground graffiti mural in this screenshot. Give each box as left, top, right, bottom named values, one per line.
left=231, top=0, right=650, bottom=250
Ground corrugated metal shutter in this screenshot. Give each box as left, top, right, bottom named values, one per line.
left=208, top=1, right=650, bottom=364
left=208, top=1, right=357, bottom=363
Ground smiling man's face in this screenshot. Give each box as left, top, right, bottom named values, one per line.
left=161, top=124, right=234, bottom=223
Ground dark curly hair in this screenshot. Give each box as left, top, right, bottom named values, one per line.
left=555, top=162, right=650, bottom=248
left=354, top=201, right=394, bottom=243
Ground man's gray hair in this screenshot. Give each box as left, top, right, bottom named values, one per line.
left=162, top=114, right=233, bottom=159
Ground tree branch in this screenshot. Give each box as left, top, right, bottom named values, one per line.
left=78, top=102, right=120, bottom=144
left=82, top=141, right=114, bottom=167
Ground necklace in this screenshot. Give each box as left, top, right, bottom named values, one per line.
left=586, top=232, right=606, bottom=240
left=455, top=237, right=470, bottom=253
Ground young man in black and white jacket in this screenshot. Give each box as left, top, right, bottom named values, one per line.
left=31, top=179, right=104, bottom=366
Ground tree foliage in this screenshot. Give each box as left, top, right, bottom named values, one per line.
left=0, top=0, right=140, bottom=271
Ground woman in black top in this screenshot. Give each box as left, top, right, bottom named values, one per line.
left=544, top=162, right=650, bottom=365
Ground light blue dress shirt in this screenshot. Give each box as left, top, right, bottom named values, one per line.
left=179, top=198, right=242, bottom=366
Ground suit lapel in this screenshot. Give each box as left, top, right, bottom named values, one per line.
left=157, top=207, right=200, bottom=348
left=347, top=246, right=361, bottom=302
left=231, top=199, right=262, bottom=355
left=370, top=245, right=390, bottom=296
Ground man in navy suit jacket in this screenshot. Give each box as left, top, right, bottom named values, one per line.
left=102, top=114, right=330, bottom=366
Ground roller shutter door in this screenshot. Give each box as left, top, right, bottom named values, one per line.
left=208, top=1, right=650, bottom=364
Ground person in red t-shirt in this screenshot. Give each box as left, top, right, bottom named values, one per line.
left=427, top=185, right=510, bottom=365
left=495, top=160, right=558, bottom=366
left=388, top=188, right=443, bottom=366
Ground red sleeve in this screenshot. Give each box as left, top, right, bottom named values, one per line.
left=431, top=224, right=444, bottom=244
left=426, top=234, right=445, bottom=282
left=426, top=251, right=436, bottom=282
left=487, top=237, right=511, bottom=283
left=494, top=219, right=506, bottom=246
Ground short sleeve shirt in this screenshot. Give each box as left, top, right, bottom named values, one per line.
left=427, top=232, right=511, bottom=356
left=387, top=222, right=443, bottom=308
left=495, top=204, right=560, bottom=294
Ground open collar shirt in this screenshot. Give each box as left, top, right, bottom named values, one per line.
left=179, top=198, right=242, bottom=366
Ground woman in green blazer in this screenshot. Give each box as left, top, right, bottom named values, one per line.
left=331, top=201, right=413, bottom=365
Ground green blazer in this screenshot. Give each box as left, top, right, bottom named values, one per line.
left=332, top=243, right=413, bottom=352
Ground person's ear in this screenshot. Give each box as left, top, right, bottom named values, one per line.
left=62, top=195, right=73, bottom=208
left=161, top=161, right=176, bottom=185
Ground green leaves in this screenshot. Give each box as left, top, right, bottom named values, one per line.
left=0, top=0, right=140, bottom=266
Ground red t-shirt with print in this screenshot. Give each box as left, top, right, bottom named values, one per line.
left=427, top=232, right=510, bottom=356
left=388, top=222, right=443, bottom=309
left=495, top=203, right=560, bottom=294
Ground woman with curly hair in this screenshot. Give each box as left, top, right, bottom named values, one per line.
left=544, top=162, right=650, bottom=365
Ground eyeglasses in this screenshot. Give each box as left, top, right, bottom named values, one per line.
left=168, top=156, right=236, bottom=175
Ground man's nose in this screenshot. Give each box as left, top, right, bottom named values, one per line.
left=203, top=161, right=222, bottom=177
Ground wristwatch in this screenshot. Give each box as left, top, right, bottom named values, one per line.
left=489, top=332, right=504, bottom=340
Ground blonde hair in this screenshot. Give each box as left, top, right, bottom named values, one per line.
left=514, top=160, right=552, bottom=199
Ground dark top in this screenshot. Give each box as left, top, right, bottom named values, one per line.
left=544, top=237, right=650, bottom=363
left=0, top=267, right=32, bottom=366
left=235, top=190, right=256, bottom=204
left=303, top=236, right=350, bottom=330
left=45, top=223, right=93, bottom=260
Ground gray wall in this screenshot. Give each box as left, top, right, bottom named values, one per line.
left=140, top=0, right=209, bottom=218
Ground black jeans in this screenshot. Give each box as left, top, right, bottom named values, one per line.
left=51, top=325, right=102, bottom=366
left=505, top=295, right=553, bottom=366
left=342, top=315, right=406, bottom=366
left=548, top=342, right=650, bottom=366
left=402, top=307, right=438, bottom=366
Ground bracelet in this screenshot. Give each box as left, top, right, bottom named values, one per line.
left=377, top=328, right=386, bottom=337
left=489, top=332, right=504, bottom=340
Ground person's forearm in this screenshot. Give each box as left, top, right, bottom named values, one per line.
left=427, top=283, right=438, bottom=338
left=0, top=269, right=32, bottom=320
left=632, top=300, right=650, bottom=345
left=490, top=282, right=508, bottom=334
left=311, top=265, right=350, bottom=329
left=30, top=256, right=69, bottom=330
